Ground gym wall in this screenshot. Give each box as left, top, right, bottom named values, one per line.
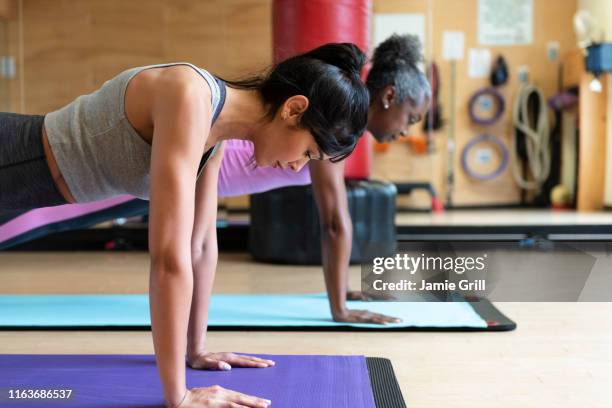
left=578, top=0, right=612, bottom=207
left=5, top=0, right=273, bottom=114
left=2, top=0, right=583, bottom=208
left=370, top=0, right=578, bottom=207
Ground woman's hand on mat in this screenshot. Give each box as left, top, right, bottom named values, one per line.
left=346, top=290, right=396, bottom=301
left=333, top=309, right=401, bottom=325
left=187, top=352, right=275, bottom=371
left=177, top=386, right=271, bottom=408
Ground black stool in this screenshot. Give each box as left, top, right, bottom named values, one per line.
left=249, top=180, right=397, bottom=264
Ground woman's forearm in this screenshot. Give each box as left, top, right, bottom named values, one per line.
left=187, top=244, right=218, bottom=358
left=309, top=160, right=352, bottom=318
left=149, top=260, right=193, bottom=408
left=320, top=214, right=352, bottom=317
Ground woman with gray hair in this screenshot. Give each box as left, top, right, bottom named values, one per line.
left=214, top=34, right=432, bottom=326
left=366, top=34, right=432, bottom=142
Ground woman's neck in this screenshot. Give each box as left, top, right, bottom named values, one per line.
left=209, top=87, right=265, bottom=144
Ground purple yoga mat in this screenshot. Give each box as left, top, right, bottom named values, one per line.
left=0, top=354, right=376, bottom=408
left=0, top=196, right=134, bottom=244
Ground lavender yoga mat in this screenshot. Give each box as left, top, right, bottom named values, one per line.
left=0, top=196, right=138, bottom=248
left=0, top=354, right=376, bottom=408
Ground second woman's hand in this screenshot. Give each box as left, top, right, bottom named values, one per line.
left=187, top=352, right=275, bottom=371
left=333, top=308, right=402, bottom=325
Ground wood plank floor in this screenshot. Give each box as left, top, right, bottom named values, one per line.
left=1, top=251, right=611, bottom=407
left=395, top=209, right=612, bottom=226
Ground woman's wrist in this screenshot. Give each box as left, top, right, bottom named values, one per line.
left=186, top=348, right=205, bottom=364
left=331, top=305, right=348, bottom=319
left=166, top=388, right=188, bottom=408
left=186, top=337, right=205, bottom=356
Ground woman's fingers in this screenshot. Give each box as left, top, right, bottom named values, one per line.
left=339, top=309, right=402, bottom=324
left=220, top=353, right=275, bottom=368
left=222, top=388, right=271, bottom=407
left=365, top=311, right=402, bottom=324
left=214, top=360, right=233, bottom=371
left=194, top=353, right=275, bottom=370
left=187, top=385, right=271, bottom=407
left=241, top=355, right=275, bottom=366
left=371, top=312, right=402, bottom=324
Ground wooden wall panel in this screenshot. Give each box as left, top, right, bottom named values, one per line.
left=89, top=0, right=166, bottom=84
left=8, top=0, right=580, bottom=208
left=0, top=19, right=10, bottom=111
left=0, top=0, right=16, bottom=20
left=371, top=0, right=579, bottom=207
left=5, top=17, right=19, bottom=111
left=14, top=0, right=271, bottom=114
left=164, top=0, right=271, bottom=78
left=559, top=50, right=609, bottom=212
left=577, top=73, right=607, bottom=211
left=22, top=0, right=93, bottom=113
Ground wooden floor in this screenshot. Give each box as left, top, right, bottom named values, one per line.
left=395, top=209, right=612, bottom=226
left=221, top=209, right=612, bottom=227
left=1, top=251, right=611, bottom=408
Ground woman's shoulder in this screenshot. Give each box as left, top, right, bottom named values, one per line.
left=131, top=63, right=212, bottom=101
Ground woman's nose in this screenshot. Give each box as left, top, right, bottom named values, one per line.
left=392, top=126, right=410, bottom=141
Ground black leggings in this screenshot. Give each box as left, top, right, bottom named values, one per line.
left=0, top=112, right=68, bottom=216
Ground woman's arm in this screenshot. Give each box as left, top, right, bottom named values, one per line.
left=147, top=68, right=212, bottom=407
left=187, top=143, right=224, bottom=360
left=186, top=143, right=275, bottom=371
left=309, top=160, right=400, bottom=324
left=309, top=160, right=352, bottom=318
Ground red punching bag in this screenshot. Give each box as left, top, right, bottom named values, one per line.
left=273, top=0, right=372, bottom=180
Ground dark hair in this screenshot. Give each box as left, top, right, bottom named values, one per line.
left=224, top=43, right=369, bottom=162
left=366, top=34, right=431, bottom=107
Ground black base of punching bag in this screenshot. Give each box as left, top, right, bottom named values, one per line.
left=249, top=180, right=397, bottom=265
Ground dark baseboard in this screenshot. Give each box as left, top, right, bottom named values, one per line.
left=6, top=224, right=249, bottom=252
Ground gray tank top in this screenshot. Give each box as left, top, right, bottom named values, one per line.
left=44, top=62, right=226, bottom=203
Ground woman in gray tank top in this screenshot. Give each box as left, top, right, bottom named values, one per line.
left=0, top=43, right=369, bottom=408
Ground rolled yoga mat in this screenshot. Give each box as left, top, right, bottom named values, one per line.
left=0, top=354, right=402, bottom=408
left=0, top=196, right=147, bottom=250
left=0, top=293, right=515, bottom=331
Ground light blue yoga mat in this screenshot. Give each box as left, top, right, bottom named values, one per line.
left=0, top=293, right=488, bottom=329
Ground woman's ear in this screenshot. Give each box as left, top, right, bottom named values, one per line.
left=282, top=95, right=309, bottom=123
left=382, top=85, right=396, bottom=110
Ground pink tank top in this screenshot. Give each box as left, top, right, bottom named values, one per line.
left=218, top=139, right=311, bottom=197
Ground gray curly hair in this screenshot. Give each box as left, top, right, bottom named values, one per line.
left=366, top=34, right=431, bottom=107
